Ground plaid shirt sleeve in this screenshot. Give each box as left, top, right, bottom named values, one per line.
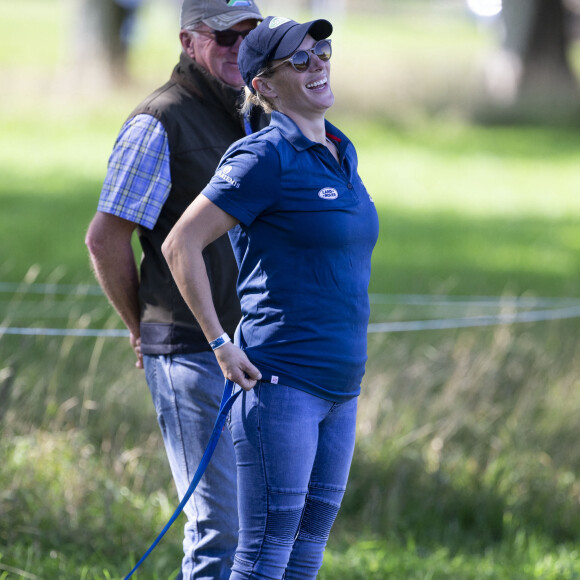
left=98, top=114, right=171, bottom=230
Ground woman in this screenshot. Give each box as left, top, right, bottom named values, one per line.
left=162, top=15, right=379, bottom=579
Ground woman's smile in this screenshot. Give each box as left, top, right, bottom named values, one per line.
left=305, top=75, right=329, bottom=90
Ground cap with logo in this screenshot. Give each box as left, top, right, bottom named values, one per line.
left=238, top=15, right=333, bottom=92
left=180, top=0, right=263, bottom=32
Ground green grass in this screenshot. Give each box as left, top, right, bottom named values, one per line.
left=3, top=1, right=580, bottom=578
left=3, top=106, right=580, bottom=297
left=338, top=119, right=580, bottom=297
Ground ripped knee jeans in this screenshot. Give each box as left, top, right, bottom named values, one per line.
left=228, top=382, right=358, bottom=580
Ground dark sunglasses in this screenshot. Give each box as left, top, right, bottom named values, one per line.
left=268, top=39, right=332, bottom=73
left=196, top=28, right=252, bottom=47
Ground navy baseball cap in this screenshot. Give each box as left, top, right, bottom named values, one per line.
left=238, top=16, right=333, bottom=91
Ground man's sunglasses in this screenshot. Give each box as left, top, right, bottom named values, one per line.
left=267, top=39, right=332, bottom=74
left=195, top=28, right=253, bottom=47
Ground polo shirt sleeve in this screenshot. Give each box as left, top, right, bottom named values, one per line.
left=201, top=140, right=280, bottom=227
left=98, top=114, right=171, bottom=230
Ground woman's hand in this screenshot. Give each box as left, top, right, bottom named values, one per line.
left=214, top=343, right=262, bottom=391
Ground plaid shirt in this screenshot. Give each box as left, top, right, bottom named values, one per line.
left=98, top=114, right=171, bottom=230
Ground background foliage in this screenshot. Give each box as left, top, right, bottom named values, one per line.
left=2, top=1, right=580, bottom=578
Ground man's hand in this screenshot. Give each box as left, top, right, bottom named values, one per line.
left=130, top=333, right=144, bottom=369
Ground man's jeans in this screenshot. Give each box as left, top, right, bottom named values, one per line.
left=228, top=382, right=357, bottom=580
left=144, top=352, right=237, bottom=580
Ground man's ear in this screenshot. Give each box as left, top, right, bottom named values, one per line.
left=179, top=30, right=196, bottom=60
left=252, top=77, right=277, bottom=98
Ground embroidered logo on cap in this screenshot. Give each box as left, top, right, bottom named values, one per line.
left=269, top=17, right=291, bottom=28
left=318, top=187, right=338, bottom=200
left=227, top=0, right=253, bottom=6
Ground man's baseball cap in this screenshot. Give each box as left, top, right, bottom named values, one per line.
left=180, top=0, right=263, bottom=32
left=238, top=16, right=333, bottom=91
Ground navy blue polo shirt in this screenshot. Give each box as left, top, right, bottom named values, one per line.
left=202, top=111, right=378, bottom=402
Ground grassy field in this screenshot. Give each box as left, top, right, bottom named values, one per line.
left=2, top=1, right=580, bottom=579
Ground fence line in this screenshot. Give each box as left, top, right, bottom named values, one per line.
left=0, top=327, right=130, bottom=338
left=368, top=294, right=580, bottom=308
left=3, top=308, right=580, bottom=338
left=2, top=283, right=580, bottom=337
left=0, top=282, right=104, bottom=296
left=2, top=282, right=579, bottom=308
left=367, top=306, right=580, bottom=334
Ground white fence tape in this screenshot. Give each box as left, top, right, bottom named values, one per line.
left=2, top=284, right=580, bottom=337
left=0, top=282, right=104, bottom=296
left=0, top=327, right=130, bottom=337
left=367, top=306, right=580, bottom=334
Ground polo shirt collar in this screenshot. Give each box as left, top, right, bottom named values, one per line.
left=270, top=111, right=349, bottom=159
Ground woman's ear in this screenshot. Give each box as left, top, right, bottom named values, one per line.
left=252, top=76, right=277, bottom=99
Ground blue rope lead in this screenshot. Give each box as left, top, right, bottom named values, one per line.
left=124, top=379, right=242, bottom=579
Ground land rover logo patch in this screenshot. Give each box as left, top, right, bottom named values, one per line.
left=318, top=187, right=339, bottom=200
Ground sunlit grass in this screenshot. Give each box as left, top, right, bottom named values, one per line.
left=0, top=1, right=66, bottom=68
left=3, top=1, right=580, bottom=579
left=343, top=119, right=580, bottom=217
left=3, top=106, right=580, bottom=295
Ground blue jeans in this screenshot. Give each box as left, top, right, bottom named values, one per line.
left=228, top=382, right=357, bottom=580
left=144, top=352, right=238, bottom=580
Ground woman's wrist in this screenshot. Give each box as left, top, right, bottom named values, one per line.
left=209, top=332, right=231, bottom=351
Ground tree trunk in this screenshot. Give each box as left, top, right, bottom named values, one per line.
left=71, top=0, right=138, bottom=90
left=516, top=0, right=578, bottom=108
left=482, top=0, right=579, bottom=123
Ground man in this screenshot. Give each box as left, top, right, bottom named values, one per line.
left=85, top=1, right=263, bottom=578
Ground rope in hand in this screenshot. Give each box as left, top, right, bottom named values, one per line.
left=123, top=379, right=241, bottom=579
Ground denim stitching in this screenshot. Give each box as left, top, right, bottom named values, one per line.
left=251, top=382, right=269, bottom=573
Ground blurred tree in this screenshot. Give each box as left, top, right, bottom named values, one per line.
left=72, top=0, right=142, bottom=88
left=484, top=0, right=579, bottom=122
